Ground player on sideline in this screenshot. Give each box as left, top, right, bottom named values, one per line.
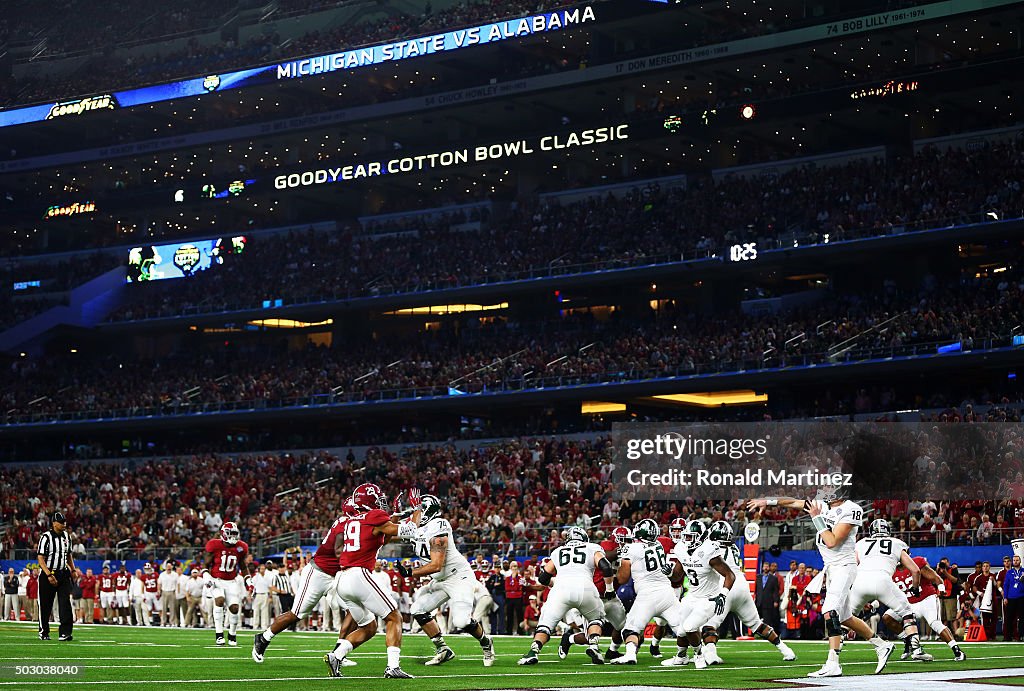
left=883, top=553, right=966, bottom=661
left=748, top=488, right=895, bottom=678
left=664, top=520, right=795, bottom=666
left=518, top=526, right=614, bottom=666
left=648, top=518, right=685, bottom=658
left=204, top=522, right=251, bottom=646
left=611, top=519, right=687, bottom=665
left=397, top=494, right=496, bottom=667
left=326, top=483, right=420, bottom=679
left=850, top=519, right=932, bottom=661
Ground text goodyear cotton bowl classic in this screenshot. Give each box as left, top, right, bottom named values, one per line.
left=273, top=124, right=629, bottom=189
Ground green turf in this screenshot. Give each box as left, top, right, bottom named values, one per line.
left=0, top=622, right=1021, bottom=690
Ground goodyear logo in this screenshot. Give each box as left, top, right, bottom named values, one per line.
left=45, top=201, right=96, bottom=219
left=46, top=95, right=118, bottom=119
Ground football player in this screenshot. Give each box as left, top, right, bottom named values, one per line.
left=611, top=519, right=686, bottom=665
left=399, top=494, right=495, bottom=667
left=670, top=520, right=735, bottom=669
left=564, top=526, right=631, bottom=661
left=883, top=552, right=966, bottom=661
left=518, top=527, right=613, bottom=666
left=749, top=486, right=895, bottom=677
left=324, top=483, right=420, bottom=679
left=205, top=522, right=252, bottom=646
left=648, top=518, right=686, bottom=658
left=665, top=520, right=795, bottom=666
left=851, top=519, right=931, bottom=661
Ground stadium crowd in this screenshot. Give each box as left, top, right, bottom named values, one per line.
left=5, top=251, right=1023, bottom=423
left=102, top=137, right=1024, bottom=321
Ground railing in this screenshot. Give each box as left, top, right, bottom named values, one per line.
left=106, top=210, right=1022, bottom=323
left=2, top=335, right=1018, bottom=426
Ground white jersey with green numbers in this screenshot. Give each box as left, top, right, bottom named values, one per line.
left=816, top=500, right=863, bottom=568
left=412, top=517, right=473, bottom=582
left=721, top=541, right=745, bottom=577
left=673, top=539, right=724, bottom=598
left=854, top=535, right=908, bottom=574
left=549, top=541, right=602, bottom=587
left=623, top=541, right=673, bottom=591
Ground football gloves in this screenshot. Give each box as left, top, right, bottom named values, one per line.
left=397, top=562, right=413, bottom=578
left=712, top=592, right=727, bottom=616
left=407, top=488, right=422, bottom=509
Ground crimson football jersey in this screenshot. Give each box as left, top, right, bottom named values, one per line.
left=114, top=572, right=130, bottom=590
left=99, top=574, right=115, bottom=592
left=142, top=573, right=159, bottom=593
left=205, top=538, right=249, bottom=579
left=893, top=555, right=937, bottom=603
left=339, top=510, right=391, bottom=570
left=313, top=516, right=347, bottom=576
left=592, top=538, right=619, bottom=592
left=388, top=569, right=403, bottom=592
left=657, top=535, right=675, bottom=556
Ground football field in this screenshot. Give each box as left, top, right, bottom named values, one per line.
left=1, top=623, right=1022, bottom=690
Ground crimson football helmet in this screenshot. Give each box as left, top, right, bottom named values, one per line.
left=611, top=526, right=634, bottom=548
left=221, top=521, right=240, bottom=545
left=342, top=496, right=359, bottom=517
left=668, top=517, right=687, bottom=543
left=352, top=483, right=389, bottom=513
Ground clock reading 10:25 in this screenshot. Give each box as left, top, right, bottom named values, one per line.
left=729, top=242, right=758, bottom=262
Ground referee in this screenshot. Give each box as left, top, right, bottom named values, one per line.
left=37, top=511, right=76, bottom=641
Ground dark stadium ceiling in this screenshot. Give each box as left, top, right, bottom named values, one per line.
left=1, top=2, right=1022, bottom=237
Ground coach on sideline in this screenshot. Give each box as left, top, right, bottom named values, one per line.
left=37, top=511, right=76, bottom=641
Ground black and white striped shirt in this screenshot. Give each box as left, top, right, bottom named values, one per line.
left=37, top=530, right=71, bottom=572
left=273, top=573, right=292, bottom=595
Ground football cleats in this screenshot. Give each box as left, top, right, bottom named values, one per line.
left=682, top=520, right=705, bottom=550
left=708, top=520, right=734, bottom=545
left=633, top=518, right=659, bottom=544
left=564, top=526, right=588, bottom=544
left=352, top=483, right=389, bottom=512
left=221, top=521, right=240, bottom=545
left=869, top=518, right=891, bottom=537
left=668, top=517, right=687, bottom=543
left=611, top=526, right=634, bottom=548
left=418, top=494, right=442, bottom=526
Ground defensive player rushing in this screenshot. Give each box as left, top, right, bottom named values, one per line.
left=253, top=496, right=365, bottom=666
left=204, top=522, right=252, bottom=646
left=325, top=483, right=420, bottom=679
left=398, top=494, right=496, bottom=667
left=883, top=552, right=966, bottom=661
left=518, top=526, right=614, bottom=666
left=748, top=488, right=895, bottom=678
left=663, top=520, right=795, bottom=666
left=612, top=519, right=687, bottom=665
left=850, top=519, right=932, bottom=661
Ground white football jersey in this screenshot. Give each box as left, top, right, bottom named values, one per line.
left=855, top=535, right=908, bottom=574
left=674, top=539, right=724, bottom=598
left=549, top=541, right=603, bottom=587
left=720, top=541, right=745, bottom=577
left=623, top=541, right=673, bottom=590
left=412, top=518, right=473, bottom=582
left=815, top=500, right=862, bottom=567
